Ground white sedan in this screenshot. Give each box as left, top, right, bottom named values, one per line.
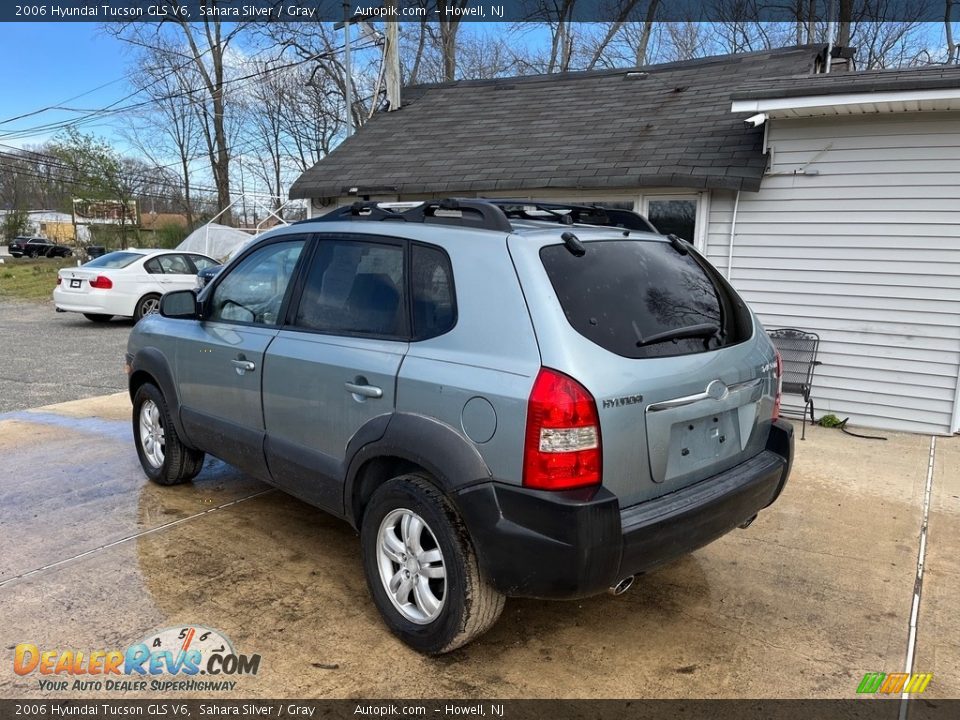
left=54, top=249, right=220, bottom=322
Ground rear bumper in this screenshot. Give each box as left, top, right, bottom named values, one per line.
left=53, top=287, right=133, bottom=317
left=457, top=419, right=794, bottom=599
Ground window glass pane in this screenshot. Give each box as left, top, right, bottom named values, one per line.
left=84, top=252, right=143, bottom=269
left=210, top=240, right=304, bottom=325
left=411, top=244, right=455, bottom=339
left=647, top=199, right=697, bottom=242
left=158, top=254, right=191, bottom=274
left=190, top=255, right=218, bottom=271
left=295, top=240, right=406, bottom=337
left=540, top=239, right=724, bottom=359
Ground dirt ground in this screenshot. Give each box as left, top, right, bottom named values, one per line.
left=0, top=393, right=956, bottom=699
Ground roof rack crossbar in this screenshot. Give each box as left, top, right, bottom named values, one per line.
left=313, top=198, right=513, bottom=232
left=484, top=199, right=656, bottom=232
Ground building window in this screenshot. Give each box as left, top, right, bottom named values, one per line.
left=645, top=197, right=698, bottom=243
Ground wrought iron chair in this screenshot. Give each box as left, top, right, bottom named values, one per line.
left=767, top=328, right=821, bottom=440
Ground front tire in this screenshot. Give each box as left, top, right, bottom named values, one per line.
left=134, top=293, right=161, bottom=321
left=133, top=382, right=205, bottom=486
left=83, top=313, right=113, bottom=323
left=361, top=474, right=505, bottom=654
left=27, top=249, right=38, bottom=258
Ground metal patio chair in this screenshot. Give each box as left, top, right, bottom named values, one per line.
left=767, top=328, right=821, bottom=440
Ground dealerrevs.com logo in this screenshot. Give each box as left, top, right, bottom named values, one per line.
left=14, top=626, right=261, bottom=693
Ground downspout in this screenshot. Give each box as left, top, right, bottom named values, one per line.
left=951, top=365, right=960, bottom=433
left=726, top=189, right=740, bottom=281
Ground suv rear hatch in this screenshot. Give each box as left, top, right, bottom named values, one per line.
left=510, top=232, right=778, bottom=507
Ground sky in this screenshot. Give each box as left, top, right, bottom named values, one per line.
left=0, top=24, right=138, bottom=149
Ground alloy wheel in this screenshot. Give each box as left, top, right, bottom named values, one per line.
left=376, top=508, right=446, bottom=624
left=139, top=399, right=165, bottom=468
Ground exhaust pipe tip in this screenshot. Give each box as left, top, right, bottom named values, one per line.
left=738, top=514, right=758, bottom=529
left=608, top=575, right=635, bottom=596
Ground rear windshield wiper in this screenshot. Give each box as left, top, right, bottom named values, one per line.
left=634, top=323, right=721, bottom=348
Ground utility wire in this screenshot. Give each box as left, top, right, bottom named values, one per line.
left=0, top=39, right=378, bottom=141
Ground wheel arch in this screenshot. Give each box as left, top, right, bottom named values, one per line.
left=344, top=413, right=492, bottom=528
left=128, top=347, right=195, bottom=449
left=135, top=291, right=162, bottom=319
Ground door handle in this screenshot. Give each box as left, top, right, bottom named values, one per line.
left=231, top=358, right=256, bottom=373
left=345, top=381, right=383, bottom=399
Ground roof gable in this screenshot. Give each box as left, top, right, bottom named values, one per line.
left=290, top=45, right=824, bottom=199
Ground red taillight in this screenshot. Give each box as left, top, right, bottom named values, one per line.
left=772, top=349, right=783, bottom=421
left=523, top=368, right=601, bottom=491
left=89, top=275, right=113, bottom=289
left=56, top=275, right=62, bottom=285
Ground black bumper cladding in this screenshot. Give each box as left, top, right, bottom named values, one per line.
left=457, top=420, right=794, bottom=599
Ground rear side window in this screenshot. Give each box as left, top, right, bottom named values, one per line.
left=294, top=240, right=407, bottom=338
left=540, top=240, right=732, bottom=359
left=411, top=244, right=455, bottom=340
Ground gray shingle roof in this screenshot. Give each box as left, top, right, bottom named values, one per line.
left=731, top=63, right=960, bottom=100
left=289, top=45, right=824, bottom=199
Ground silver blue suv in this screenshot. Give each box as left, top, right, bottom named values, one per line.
left=126, top=199, right=793, bottom=654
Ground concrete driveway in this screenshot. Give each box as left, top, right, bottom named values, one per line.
left=0, top=393, right=956, bottom=699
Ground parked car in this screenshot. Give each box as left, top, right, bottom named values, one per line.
left=8, top=236, right=73, bottom=258
left=125, top=199, right=793, bottom=654
left=54, top=249, right=220, bottom=322
left=85, top=245, right=107, bottom=261
left=196, top=264, right=223, bottom=288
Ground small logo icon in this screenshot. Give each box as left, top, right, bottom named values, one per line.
left=705, top=380, right=728, bottom=400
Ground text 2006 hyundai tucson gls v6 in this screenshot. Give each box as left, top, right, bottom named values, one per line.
left=126, top=199, right=793, bottom=654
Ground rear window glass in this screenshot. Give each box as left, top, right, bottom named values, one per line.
left=540, top=240, right=727, bottom=359
left=84, top=252, right=143, bottom=269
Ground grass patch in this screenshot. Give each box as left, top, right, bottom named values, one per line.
left=0, top=257, right=77, bottom=302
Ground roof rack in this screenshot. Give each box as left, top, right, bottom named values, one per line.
left=309, top=198, right=658, bottom=234
left=483, top=199, right=657, bottom=232
left=314, top=198, right=513, bottom=232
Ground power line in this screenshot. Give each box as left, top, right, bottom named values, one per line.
left=0, top=39, right=378, bottom=142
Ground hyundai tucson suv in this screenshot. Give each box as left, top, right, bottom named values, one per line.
left=125, top=199, right=793, bottom=654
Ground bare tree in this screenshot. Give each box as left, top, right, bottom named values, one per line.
left=109, top=5, right=245, bottom=223
left=124, top=40, right=203, bottom=227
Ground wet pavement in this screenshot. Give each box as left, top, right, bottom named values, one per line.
left=0, top=393, right=957, bottom=699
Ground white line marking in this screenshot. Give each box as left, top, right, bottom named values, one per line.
left=898, top=435, right=935, bottom=720
left=0, top=489, right=275, bottom=589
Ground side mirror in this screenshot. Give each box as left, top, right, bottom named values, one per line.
left=160, top=290, right=199, bottom=319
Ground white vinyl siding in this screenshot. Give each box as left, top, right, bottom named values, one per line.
left=705, top=113, right=960, bottom=435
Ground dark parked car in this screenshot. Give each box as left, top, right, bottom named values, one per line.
left=85, top=245, right=107, bottom=261
left=196, top=264, right=223, bottom=288
left=8, top=236, right=73, bottom=258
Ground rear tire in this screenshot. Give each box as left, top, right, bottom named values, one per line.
left=27, top=250, right=38, bottom=258
left=83, top=313, right=113, bottom=323
left=361, top=474, right=505, bottom=654
left=134, top=293, right=161, bottom=321
left=133, top=382, right=205, bottom=486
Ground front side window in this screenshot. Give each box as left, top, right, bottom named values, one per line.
left=209, top=240, right=304, bottom=325
left=294, top=240, right=406, bottom=337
